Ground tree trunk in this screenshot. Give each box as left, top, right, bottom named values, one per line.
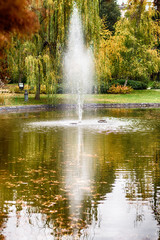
left=124, top=78, right=128, bottom=87
left=35, top=81, right=40, bottom=100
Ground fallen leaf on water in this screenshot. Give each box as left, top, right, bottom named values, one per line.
left=50, top=210, right=58, bottom=213
left=50, top=170, right=56, bottom=173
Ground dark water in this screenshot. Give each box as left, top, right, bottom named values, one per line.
left=0, top=108, right=160, bottom=240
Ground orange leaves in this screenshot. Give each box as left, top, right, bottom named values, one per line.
left=0, top=0, right=39, bottom=35
left=108, top=84, right=133, bottom=94
left=0, top=0, right=39, bottom=54
left=54, top=195, right=67, bottom=201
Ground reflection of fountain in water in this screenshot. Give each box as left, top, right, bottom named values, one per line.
left=64, top=5, right=94, bottom=122
left=64, top=126, right=94, bottom=236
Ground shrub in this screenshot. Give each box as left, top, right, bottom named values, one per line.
left=13, top=86, right=23, bottom=93
left=29, top=88, right=35, bottom=94
left=107, top=84, right=133, bottom=94
left=99, top=81, right=109, bottom=94
left=151, top=81, right=160, bottom=89
left=111, top=79, right=147, bottom=90
left=40, top=85, right=46, bottom=94
left=23, top=85, right=35, bottom=94
left=56, top=84, right=64, bottom=94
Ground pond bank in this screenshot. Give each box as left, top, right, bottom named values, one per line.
left=1, top=103, right=160, bottom=113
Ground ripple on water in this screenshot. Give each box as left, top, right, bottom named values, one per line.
left=26, top=117, right=153, bottom=134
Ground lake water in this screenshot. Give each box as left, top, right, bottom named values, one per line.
left=0, top=108, right=160, bottom=240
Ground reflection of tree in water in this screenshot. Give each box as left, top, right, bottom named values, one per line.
left=0, top=123, right=116, bottom=239
left=1, top=110, right=160, bottom=238
left=121, top=136, right=160, bottom=233
left=152, top=146, right=160, bottom=233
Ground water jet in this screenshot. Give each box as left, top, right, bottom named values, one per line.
left=64, top=5, right=94, bottom=122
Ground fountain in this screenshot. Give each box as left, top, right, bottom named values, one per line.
left=27, top=5, right=142, bottom=131
left=64, top=4, right=94, bottom=122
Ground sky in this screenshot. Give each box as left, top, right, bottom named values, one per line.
left=117, top=0, right=127, bottom=4
left=117, top=0, right=153, bottom=5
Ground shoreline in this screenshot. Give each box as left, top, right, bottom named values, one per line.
left=0, top=103, right=160, bottom=113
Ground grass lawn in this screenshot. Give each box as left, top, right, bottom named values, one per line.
left=85, top=90, right=160, bottom=104
left=0, top=90, right=160, bottom=107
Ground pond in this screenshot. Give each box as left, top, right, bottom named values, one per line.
left=0, top=108, right=160, bottom=240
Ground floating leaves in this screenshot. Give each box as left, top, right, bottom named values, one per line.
left=1, top=112, right=160, bottom=239
left=1, top=157, right=112, bottom=239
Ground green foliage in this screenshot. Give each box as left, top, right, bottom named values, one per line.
left=99, top=79, right=110, bottom=94
left=94, top=26, right=112, bottom=90
left=107, top=84, right=133, bottom=94
left=111, top=79, right=148, bottom=90
left=76, top=0, right=101, bottom=46
left=13, top=86, right=23, bottom=94
left=40, top=85, right=47, bottom=94
left=56, top=83, right=64, bottom=94
left=7, top=0, right=101, bottom=100
left=99, top=0, right=121, bottom=32
left=7, top=38, right=27, bottom=83
left=5, top=0, right=160, bottom=98
left=150, top=81, right=160, bottom=89
left=106, top=0, right=160, bottom=83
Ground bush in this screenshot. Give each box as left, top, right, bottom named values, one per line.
left=151, top=81, right=160, bottom=89
left=99, top=82, right=109, bottom=94
left=40, top=85, right=46, bottom=94
left=13, top=86, right=23, bottom=93
left=27, top=87, right=35, bottom=94
left=107, top=84, right=133, bottom=94
left=111, top=79, right=147, bottom=90
left=56, top=84, right=64, bottom=94
left=19, top=85, right=35, bottom=94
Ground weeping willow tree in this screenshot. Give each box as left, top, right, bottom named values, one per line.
left=94, top=24, right=112, bottom=92
left=7, top=0, right=102, bottom=100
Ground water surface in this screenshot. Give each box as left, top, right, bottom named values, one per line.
left=0, top=108, right=160, bottom=240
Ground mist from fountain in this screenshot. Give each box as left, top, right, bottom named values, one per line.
left=64, top=4, right=94, bottom=122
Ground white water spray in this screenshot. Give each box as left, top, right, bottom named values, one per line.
left=64, top=5, right=94, bottom=122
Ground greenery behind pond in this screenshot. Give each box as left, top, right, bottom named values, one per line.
left=0, top=90, right=160, bottom=107
left=0, top=0, right=160, bottom=100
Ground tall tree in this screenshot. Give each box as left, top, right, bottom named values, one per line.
left=0, top=0, right=39, bottom=52
left=7, top=0, right=102, bottom=100
left=153, top=0, right=160, bottom=80
left=99, top=0, right=121, bottom=33
left=106, top=0, right=160, bottom=82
